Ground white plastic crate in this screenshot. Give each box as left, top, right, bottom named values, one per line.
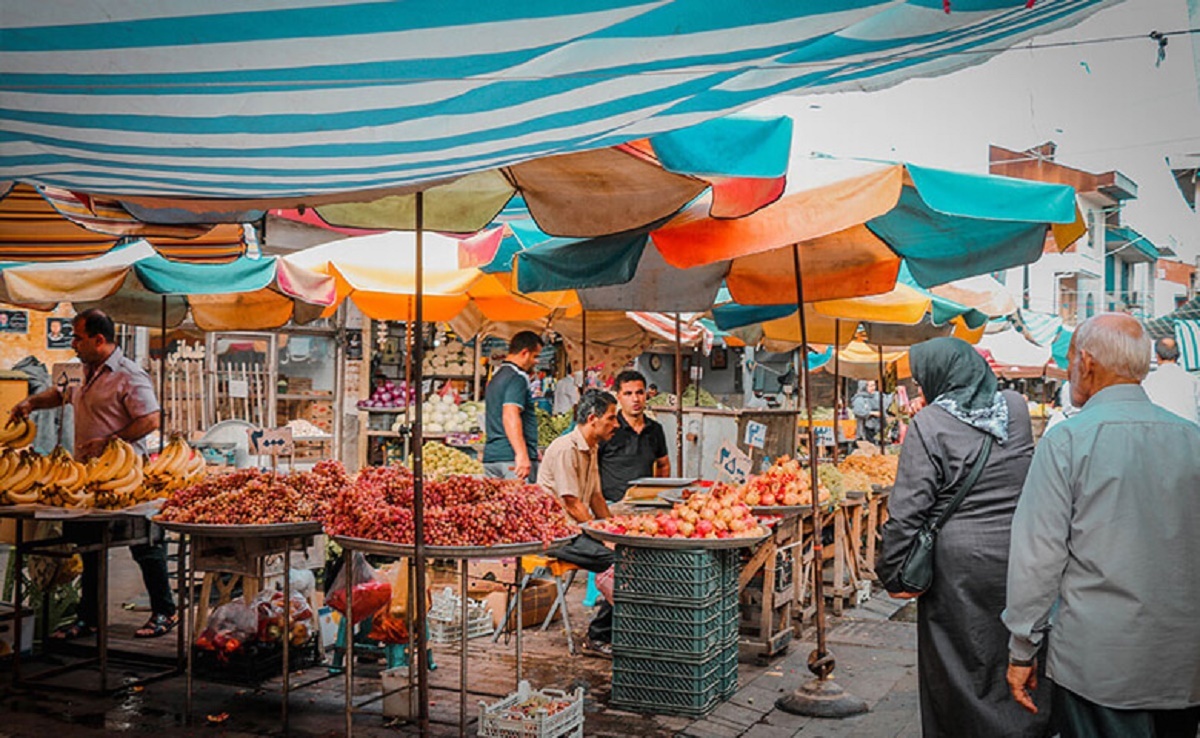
left=478, top=681, right=584, bottom=738
left=429, top=587, right=494, bottom=644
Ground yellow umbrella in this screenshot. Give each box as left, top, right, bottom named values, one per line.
left=281, top=231, right=558, bottom=322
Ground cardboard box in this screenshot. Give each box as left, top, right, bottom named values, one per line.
left=0, top=604, right=34, bottom=657
left=497, top=578, right=559, bottom=632
left=468, top=558, right=518, bottom=586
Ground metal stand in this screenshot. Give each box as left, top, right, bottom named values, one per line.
left=7, top=511, right=180, bottom=694
left=776, top=244, right=868, bottom=719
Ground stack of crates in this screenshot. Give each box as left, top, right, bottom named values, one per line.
left=610, top=546, right=740, bottom=717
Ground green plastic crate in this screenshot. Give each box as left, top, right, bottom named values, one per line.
left=613, top=602, right=734, bottom=658
left=719, top=643, right=739, bottom=699
left=611, top=652, right=725, bottom=717
left=613, top=546, right=723, bottom=605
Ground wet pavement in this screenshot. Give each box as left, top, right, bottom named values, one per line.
left=0, top=548, right=921, bottom=737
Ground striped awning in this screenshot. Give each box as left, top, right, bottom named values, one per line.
left=1144, top=295, right=1200, bottom=339
left=0, top=183, right=247, bottom=262
left=1175, top=320, right=1200, bottom=372
left=0, top=1, right=1118, bottom=200
left=1017, top=309, right=1064, bottom=347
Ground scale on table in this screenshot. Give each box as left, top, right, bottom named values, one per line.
left=620, top=476, right=699, bottom=506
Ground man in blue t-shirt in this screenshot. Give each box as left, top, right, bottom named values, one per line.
left=483, top=331, right=544, bottom=482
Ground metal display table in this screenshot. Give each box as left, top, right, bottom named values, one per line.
left=1, top=503, right=182, bottom=693
left=329, top=534, right=572, bottom=738
left=154, top=518, right=325, bottom=732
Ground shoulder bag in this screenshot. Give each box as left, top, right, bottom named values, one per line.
left=896, top=435, right=994, bottom=594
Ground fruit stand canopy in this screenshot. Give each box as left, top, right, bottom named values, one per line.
left=1, top=1, right=1116, bottom=203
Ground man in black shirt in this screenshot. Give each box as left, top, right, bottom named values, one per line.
left=598, top=370, right=671, bottom=502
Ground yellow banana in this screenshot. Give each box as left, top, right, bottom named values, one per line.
left=7, top=459, right=40, bottom=495
left=0, top=418, right=24, bottom=446
left=86, top=440, right=118, bottom=481
left=101, top=468, right=143, bottom=499
left=7, top=486, right=41, bottom=504
left=112, top=441, right=136, bottom=479
left=9, top=419, right=36, bottom=449
left=0, top=449, right=16, bottom=480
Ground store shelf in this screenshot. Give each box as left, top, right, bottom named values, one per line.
left=424, top=373, right=474, bottom=380
left=357, top=407, right=410, bottom=414
left=366, top=430, right=405, bottom=438
left=292, top=434, right=334, bottom=442
left=277, top=393, right=334, bottom=401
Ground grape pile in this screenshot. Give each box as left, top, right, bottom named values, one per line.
left=157, top=460, right=351, bottom=525
left=416, top=441, right=483, bottom=476
left=325, top=467, right=578, bottom=547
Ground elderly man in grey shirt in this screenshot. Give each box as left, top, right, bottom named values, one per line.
left=1003, top=314, right=1200, bottom=737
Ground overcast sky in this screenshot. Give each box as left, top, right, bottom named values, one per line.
left=750, top=0, right=1200, bottom=262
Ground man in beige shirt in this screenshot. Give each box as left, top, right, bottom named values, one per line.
left=537, top=389, right=619, bottom=656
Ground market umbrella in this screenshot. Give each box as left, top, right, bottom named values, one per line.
left=976, top=328, right=1066, bottom=379
left=1, top=2, right=1113, bottom=202
left=513, top=162, right=1083, bottom=307
left=0, top=183, right=251, bottom=263
left=0, top=239, right=335, bottom=329
left=280, top=230, right=559, bottom=324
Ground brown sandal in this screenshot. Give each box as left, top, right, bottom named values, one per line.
left=134, top=612, right=178, bottom=638
left=50, top=620, right=97, bottom=640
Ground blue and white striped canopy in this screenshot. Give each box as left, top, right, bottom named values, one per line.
left=0, top=0, right=1117, bottom=199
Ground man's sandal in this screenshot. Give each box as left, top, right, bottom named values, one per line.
left=134, top=612, right=178, bottom=639
left=50, top=620, right=98, bottom=641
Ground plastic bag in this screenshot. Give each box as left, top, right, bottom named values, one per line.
left=196, top=598, right=257, bottom=653
left=252, top=590, right=316, bottom=645
left=326, top=552, right=392, bottom=624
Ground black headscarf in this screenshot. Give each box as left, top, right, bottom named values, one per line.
left=910, top=337, right=1009, bottom=441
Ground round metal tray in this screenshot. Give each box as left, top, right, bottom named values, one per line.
left=329, top=534, right=575, bottom=559
left=580, top=521, right=768, bottom=550
left=153, top=519, right=323, bottom=538
left=749, top=504, right=813, bottom=517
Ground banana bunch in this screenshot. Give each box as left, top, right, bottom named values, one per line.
left=142, top=436, right=206, bottom=500
left=0, top=448, right=50, bottom=504
left=36, top=446, right=93, bottom=507
left=85, top=438, right=145, bottom=509
left=0, top=416, right=37, bottom=449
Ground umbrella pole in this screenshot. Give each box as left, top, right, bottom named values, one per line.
left=581, top=309, right=587, bottom=383
left=674, top=313, right=683, bottom=476
left=832, top=321, right=840, bottom=465
left=777, top=244, right=867, bottom=719
left=412, top=192, right=430, bottom=735
left=877, top=345, right=886, bottom=455
left=160, top=295, right=167, bottom=453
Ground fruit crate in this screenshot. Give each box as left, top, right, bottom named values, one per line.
left=193, top=638, right=320, bottom=686
left=720, top=642, right=739, bottom=699
left=611, top=650, right=731, bottom=718
left=428, top=587, right=494, bottom=644
left=612, top=596, right=737, bottom=659
left=613, top=547, right=723, bottom=605
left=477, top=680, right=584, bottom=738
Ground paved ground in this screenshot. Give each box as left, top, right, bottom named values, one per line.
left=0, top=547, right=921, bottom=737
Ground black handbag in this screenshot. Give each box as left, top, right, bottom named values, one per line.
left=896, top=435, right=993, bottom=594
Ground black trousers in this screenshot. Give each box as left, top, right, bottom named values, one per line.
left=1053, top=683, right=1200, bottom=738
left=552, top=534, right=613, bottom=644
left=67, top=521, right=176, bottom=626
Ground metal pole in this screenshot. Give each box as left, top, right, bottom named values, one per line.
left=160, top=296, right=167, bottom=453
left=789, top=246, right=828, bottom=668
left=674, top=313, right=683, bottom=476
left=832, top=321, right=841, bottom=465
left=776, top=243, right=867, bottom=716
left=877, top=345, right=886, bottom=455
left=413, top=192, right=431, bottom=735
left=581, top=309, right=587, bottom=382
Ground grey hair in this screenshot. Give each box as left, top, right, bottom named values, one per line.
left=576, top=389, right=616, bottom=425
left=1074, top=313, right=1151, bottom=381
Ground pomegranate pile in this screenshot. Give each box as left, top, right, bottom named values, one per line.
left=739, top=456, right=830, bottom=508
left=157, top=460, right=350, bottom=525
left=324, top=465, right=578, bottom=547
left=594, top=486, right=765, bottom=541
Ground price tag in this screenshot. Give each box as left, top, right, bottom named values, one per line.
left=228, top=379, right=249, bottom=398
left=247, top=427, right=294, bottom=456
left=52, top=363, right=85, bottom=393
left=689, top=366, right=703, bottom=380
left=714, top=440, right=753, bottom=484
left=743, top=420, right=767, bottom=449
